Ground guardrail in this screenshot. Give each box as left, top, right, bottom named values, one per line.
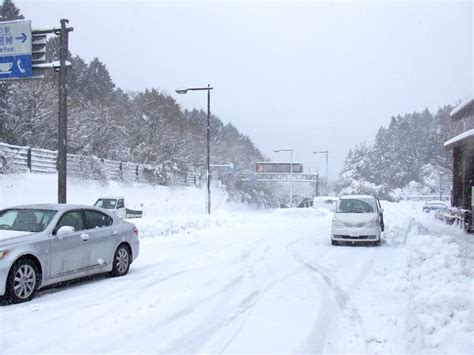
left=0, top=142, right=201, bottom=186
left=401, top=195, right=451, bottom=202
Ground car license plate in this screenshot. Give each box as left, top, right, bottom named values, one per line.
left=349, top=230, right=359, bottom=237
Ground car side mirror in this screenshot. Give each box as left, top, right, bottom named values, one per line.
left=57, top=226, right=75, bottom=237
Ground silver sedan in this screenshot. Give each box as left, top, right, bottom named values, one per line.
left=0, top=204, right=140, bottom=303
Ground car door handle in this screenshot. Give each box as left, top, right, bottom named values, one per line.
left=111, top=230, right=118, bottom=236
left=80, top=233, right=89, bottom=241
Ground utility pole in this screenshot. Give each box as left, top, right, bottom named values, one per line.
left=313, top=150, right=329, bottom=195
left=207, top=84, right=211, bottom=214
left=274, top=149, right=295, bottom=207
left=316, top=174, right=319, bottom=197
left=439, top=172, right=444, bottom=200
left=313, top=173, right=319, bottom=198
left=57, top=19, right=71, bottom=204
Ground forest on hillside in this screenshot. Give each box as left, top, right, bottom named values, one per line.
left=1, top=0, right=467, bottom=204
left=0, top=0, right=275, bottom=205
left=338, top=105, right=465, bottom=199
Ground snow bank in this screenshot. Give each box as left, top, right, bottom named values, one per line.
left=382, top=201, right=473, bottom=353
left=136, top=212, right=236, bottom=238
left=0, top=172, right=233, bottom=216
left=406, top=233, right=473, bottom=353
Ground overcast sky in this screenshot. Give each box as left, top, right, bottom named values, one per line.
left=18, top=0, right=473, bottom=178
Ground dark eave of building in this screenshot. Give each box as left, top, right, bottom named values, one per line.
left=444, top=129, right=474, bottom=149
left=450, top=98, right=474, bottom=120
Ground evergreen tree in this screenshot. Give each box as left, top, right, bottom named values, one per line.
left=82, top=58, right=115, bottom=102
left=0, top=0, right=24, bottom=21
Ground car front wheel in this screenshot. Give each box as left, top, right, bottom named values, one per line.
left=110, top=244, right=131, bottom=277
left=6, top=258, right=39, bottom=303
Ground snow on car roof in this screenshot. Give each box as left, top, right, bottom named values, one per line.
left=423, top=201, right=448, bottom=206
left=340, top=195, right=375, bottom=199
left=3, top=204, right=101, bottom=211
left=314, top=196, right=338, bottom=201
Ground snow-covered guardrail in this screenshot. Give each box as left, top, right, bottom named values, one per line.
left=401, top=195, right=450, bottom=202
left=0, top=142, right=201, bottom=186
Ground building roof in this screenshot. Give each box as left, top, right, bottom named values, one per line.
left=444, top=129, right=474, bottom=149
left=450, top=98, right=473, bottom=120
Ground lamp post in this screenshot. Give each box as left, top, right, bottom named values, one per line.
left=313, top=150, right=328, bottom=195
left=439, top=172, right=444, bottom=200
left=176, top=84, right=214, bottom=214
left=274, top=148, right=294, bottom=207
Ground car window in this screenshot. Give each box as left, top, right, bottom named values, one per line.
left=0, top=209, right=57, bottom=232
left=117, top=199, right=124, bottom=209
left=55, top=211, right=84, bottom=234
left=84, top=210, right=113, bottom=229
left=337, top=199, right=375, bottom=213
left=94, top=199, right=117, bottom=209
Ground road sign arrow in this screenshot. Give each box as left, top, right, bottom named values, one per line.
left=15, top=33, right=27, bottom=43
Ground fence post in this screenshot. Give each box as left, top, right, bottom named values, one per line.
left=27, top=147, right=32, bottom=172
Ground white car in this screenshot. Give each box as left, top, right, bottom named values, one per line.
left=94, top=197, right=142, bottom=219
left=313, top=196, right=339, bottom=212
left=331, top=195, right=384, bottom=246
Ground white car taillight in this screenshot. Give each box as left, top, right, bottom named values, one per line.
left=133, top=227, right=139, bottom=236
left=0, top=250, right=9, bottom=260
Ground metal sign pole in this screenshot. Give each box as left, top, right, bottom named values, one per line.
left=290, top=150, right=293, bottom=207
left=207, top=84, right=211, bottom=214
left=57, top=19, right=69, bottom=203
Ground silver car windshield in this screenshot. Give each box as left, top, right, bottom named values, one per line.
left=337, top=199, right=375, bottom=213
left=0, top=209, right=57, bottom=233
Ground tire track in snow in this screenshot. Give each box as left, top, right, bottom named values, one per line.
left=289, top=246, right=370, bottom=354
left=157, top=237, right=270, bottom=354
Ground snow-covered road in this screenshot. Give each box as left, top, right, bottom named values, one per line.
left=0, top=204, right=472, bottom=354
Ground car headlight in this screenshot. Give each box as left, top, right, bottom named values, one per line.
left=332, top=218, right=344, bottom=228
left=365, top=218, right=378, bottom=228
left=0, top=250, right=8, bottom=260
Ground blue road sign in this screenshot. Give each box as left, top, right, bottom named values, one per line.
left=0, top=54, right=32, bottom=78
left=0, top=20, right=32, bottom=80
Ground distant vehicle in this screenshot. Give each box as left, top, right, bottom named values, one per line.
left=94, top=197, right=143, bottom=219
left=0, top=204, right=140, bottom=303
left=422, top=201, right=448, bottom=213
left=331, top=195, right=384, bottom=246
left=297, top=197, right=314, bottom=208
left=313, top=196, right=339, bottom=211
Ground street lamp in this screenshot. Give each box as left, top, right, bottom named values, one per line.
left=439, top=172, right=444, bottom=200
left=313, top=150, right=329, bottom=195
left=274, top=148, right=294, bottom=207
left=176, top=84, right=214, bottom=214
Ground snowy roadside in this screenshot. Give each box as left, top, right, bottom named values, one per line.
left=134, top=206, right=331, bottom=238
left=383, top=201, right=473, bottom=353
